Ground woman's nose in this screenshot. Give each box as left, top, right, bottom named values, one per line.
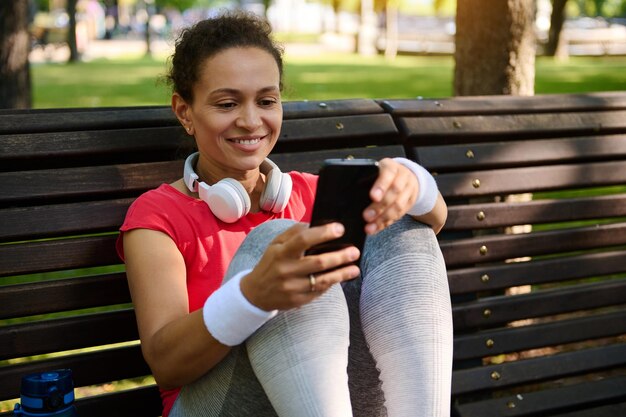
left=236, top=105, right=263, bottom=131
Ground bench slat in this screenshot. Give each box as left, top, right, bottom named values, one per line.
left=0, top=236, right=119, bottom=277
left=441, top=222, right=626, bottom=267
left=453, top=310, right=626, bottom=361
left=381, top=91, right=626, bottom=116
left=271, top=144, right=406, bottom=173
left=282, top=99, right=384, bottom=119
left=0, top=127, right=181, bottom=161
left=454, top=375, right=626, bottom=417
left=0, top=273, right=129, bottom=320
left=452, top=280, right=626, bottom=330
left=445, top=194, right=626, bottom=231
left=73, top=385, right=162, bottom=417
left=279, top=114, right=399, bottom=144
left=0, top=346, right=150, bottom=400
left=0, top=199, right=132, bottom=242
left=0, top=107, right=178, bottom=134
left=0, top=310, right=138, bottom=361
left=418, top=134, right=626, bottom=171
left=448, top=250, right=626, bottom=294
left=452, top=344, right=626, bottom=396
left=437, top=161, right=626, bottom=199
left=0, top=161, right=182, bottom=205
left=400, top=110, right=626, bottom=143
left=545, top=403, right=626, bottom=417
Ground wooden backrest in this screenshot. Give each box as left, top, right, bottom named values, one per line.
left=383, top=91, right=626, bottom=417
left=0, top=99, right=401, bottom=417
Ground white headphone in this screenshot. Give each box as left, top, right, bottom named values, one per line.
left=183, top=152, right=293, bottom=223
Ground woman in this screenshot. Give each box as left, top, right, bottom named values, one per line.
left=117, top=11, right=452, bottom=417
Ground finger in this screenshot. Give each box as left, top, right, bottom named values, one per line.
left=280, top=222, right=346, bottom=258
left=368, top=158, right=397, bottom=203
left=365, top=171, right=410, bottom=223
left=302, top=264, right=361, bottom=294
left=365, top=173, right=417, bottom=234
left=270, top=222, right=309, bottom=245
left=304, top=244, right=361, bottom=275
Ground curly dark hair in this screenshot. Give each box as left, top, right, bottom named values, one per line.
left=166, top=10, right=284, bottom=103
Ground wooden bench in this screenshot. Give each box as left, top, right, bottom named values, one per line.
left=1, top=92, right=625, bottom=417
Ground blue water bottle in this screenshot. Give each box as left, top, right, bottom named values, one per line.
left=13, top=369, right=77, bottom=417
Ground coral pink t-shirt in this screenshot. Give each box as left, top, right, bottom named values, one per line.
left=116, top=171, right=318, bottom=417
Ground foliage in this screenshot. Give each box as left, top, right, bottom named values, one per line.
left=569, top=0, right=626, bottom=17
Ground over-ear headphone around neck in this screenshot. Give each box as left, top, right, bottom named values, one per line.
left=183, top=152, right=293, bottom=223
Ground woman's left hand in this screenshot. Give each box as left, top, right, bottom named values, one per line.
left=363, top=158, right=419, bottom=235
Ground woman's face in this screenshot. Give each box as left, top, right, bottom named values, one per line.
left=186, top=47, right=283, bottom=178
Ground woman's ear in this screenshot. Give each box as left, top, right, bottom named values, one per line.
left=172, top=93, right=194, bottom=135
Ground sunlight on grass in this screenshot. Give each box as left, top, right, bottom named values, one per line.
left=31, top=53, right=625, bottom=108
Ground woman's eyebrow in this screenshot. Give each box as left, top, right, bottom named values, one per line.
left=210, top=86, right=280, bottom=96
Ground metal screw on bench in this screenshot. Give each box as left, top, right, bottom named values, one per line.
left=13, top=369, right=77, bottom=417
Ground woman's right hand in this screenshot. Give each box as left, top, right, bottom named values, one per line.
left=240, top=222, right=361, bottom=311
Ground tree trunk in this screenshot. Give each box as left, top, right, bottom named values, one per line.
left=384, top=1, right=399, bottom=60
left=0, top=0, right=32, bottom=109
left=67, top=0, right=79, bottom=62
left=546, top=0, right=568, bottom=57
left=357, top=0, right=377, bottom=55
left=454, top=0, right=536, bottom=96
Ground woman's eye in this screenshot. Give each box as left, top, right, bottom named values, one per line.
left=259, top=99, right=277, bottom=107
left=218, top=102, right=236, bottom=109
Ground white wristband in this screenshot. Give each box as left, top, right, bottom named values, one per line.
left=393, top=157, right=439, bottom=216
left=202, top=269, right=278, bottom=346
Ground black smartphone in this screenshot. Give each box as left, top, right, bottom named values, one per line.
left=306, top=158, right=379, bottom=257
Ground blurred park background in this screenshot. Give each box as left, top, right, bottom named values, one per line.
left=1, top=0, right=625, bottom=108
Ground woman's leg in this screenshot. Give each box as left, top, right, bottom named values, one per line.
left=170, top=219, right=352, bottom=417
left=356, top=216, right=453, bottom=417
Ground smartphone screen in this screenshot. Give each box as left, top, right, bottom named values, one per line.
left=306, top=158, right=379, bottom=257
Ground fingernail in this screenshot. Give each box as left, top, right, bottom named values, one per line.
left=364, top=209, right=376, bottom=221
left=365, top=223, right=377, bottom=235
left=372, top=188, right=383, bottom=201
left=334, top=223, right=345, bottom=235
left=349, top=247, right=360, bottom=260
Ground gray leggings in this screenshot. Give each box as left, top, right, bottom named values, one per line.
left=169, top=217, right=453, bottom=417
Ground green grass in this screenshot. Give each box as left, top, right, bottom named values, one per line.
left=31, top=53, right=626, bottom=109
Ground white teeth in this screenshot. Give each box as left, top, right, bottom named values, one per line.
left=233, top=138, right=260, bottom=145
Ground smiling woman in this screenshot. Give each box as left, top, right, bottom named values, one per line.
left=116, top=9, right=452, bottom=417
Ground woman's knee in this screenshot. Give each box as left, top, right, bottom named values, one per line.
left=361, top=216, right=443, bottom=272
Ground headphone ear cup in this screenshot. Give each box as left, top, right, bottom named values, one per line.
left=199, top=179, right=251, bottom=223
left=260, top=169, right=280, bottom=212
left=272, top=173, right=292, bottom=213
left=260, top=170, right=292, bottom=213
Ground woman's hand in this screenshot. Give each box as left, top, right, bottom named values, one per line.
left=363, top=158, right=419, bottom=235
left=241, top=222, right=361, bottom=311
left=364, top=158, right=448, bottom=235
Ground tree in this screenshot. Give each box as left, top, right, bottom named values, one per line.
left=0, top=0, right=32, bottom=109
left=546, top=0, right=569, bottom=57
left=454, top=0, right=536, bottom=96
left=67, top=0, right=79, bottom=62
